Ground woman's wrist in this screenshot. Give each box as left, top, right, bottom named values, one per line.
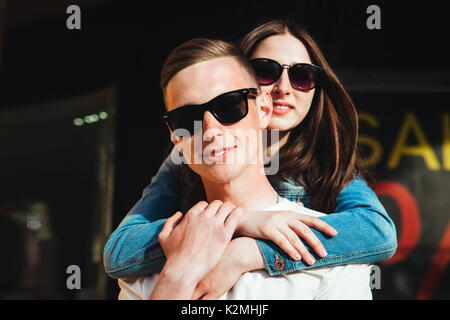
left=229, top=237, right=265, bottom=273
left=235, top=210, right=256, bottom=238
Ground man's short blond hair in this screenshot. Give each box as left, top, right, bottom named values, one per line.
left=160, top=38, right=258, bottom=102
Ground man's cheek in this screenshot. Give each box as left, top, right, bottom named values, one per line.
left=175, top=138, right=196, bottom=165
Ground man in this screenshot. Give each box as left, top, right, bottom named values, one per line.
left=118, top=38, right=372, bottom=300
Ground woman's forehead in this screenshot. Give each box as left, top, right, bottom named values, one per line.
left=250, top=33, right=312, bottom=65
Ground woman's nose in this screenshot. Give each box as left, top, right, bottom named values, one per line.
left=272, top=68, right=291, bottom=96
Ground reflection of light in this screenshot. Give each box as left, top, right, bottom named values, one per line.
left=73, top=118, right=84, bottom=126
left=84, top=114, right=99, bottom=123
left=73, top=111, right=108, bottom=126
left=27, top=219, right=42, bottom=231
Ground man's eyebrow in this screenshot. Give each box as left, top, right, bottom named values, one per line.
left=171, top=97, right=204, bottom=109
left=173, top=93, right=215, bottom=109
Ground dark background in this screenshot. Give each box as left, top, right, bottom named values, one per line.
left=1, top=0, right=449, bottom=299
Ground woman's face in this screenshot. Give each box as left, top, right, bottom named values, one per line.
left=250, top=33, right=316, bottom=131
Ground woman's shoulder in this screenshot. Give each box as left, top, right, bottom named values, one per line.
left=270, top=173, right=374, bottom=206
left=340, top=174, right=373, bottom=194
left=270, top=176, right=309, bottom=206
left=336, top=174, right=380, bottom=206
left=271, top=176, right=304, bottom=191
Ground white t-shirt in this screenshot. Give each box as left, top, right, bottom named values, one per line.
left=118, top=198, right=372, bottom=300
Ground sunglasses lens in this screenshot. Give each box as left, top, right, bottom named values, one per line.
left=251, top=59, right=280, bottom=85
left=212, top=91, right=248, bottom=123
left=290, top=64, right=319, bottom=90
left=168, top=107, right=204, bottom=136
left=166, top=90, right=251, bottom=137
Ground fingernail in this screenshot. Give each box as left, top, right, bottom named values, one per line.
left=319, top=247, right=327, bottom=257
left=309, top=256, right=316, bottom=264
left=295, top=253, right=302, bottom=261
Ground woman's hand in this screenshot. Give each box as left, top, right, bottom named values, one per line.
left=158, top=200, right=243, bottom=283
left=236, top=209, right=337, bottom=265
left=191, top=237, right=263, bottom=300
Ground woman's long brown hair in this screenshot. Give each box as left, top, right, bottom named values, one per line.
left=240, top=19, right=375, bottom=213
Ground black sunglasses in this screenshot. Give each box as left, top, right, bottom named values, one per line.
left=250, top=58, right=323, bottom=91
left=163, top=88, right=258, bottom=137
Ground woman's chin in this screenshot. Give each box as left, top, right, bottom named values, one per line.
left=269, top=117, right=299, bottom=132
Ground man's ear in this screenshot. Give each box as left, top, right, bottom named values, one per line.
left=257, top=90, right=273, bottom=129
left=171, top=134, right=184, bottom=155
left=166, top=123, right=183, bottom=154
left=170, top=132, right=180, bottom=143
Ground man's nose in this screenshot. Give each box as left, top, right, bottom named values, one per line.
left=273, top=68, right=291, bottom=96
left=202, top=111, right=223, bottom=142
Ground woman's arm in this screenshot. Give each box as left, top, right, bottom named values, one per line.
left=257, top=176, right=398, bottom=276
left=103, top=147, right=181, bottom=279
left=105, top=149, right=396, bottom=279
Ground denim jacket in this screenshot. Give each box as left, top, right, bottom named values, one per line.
left=104, top=147, right=397, bottom=278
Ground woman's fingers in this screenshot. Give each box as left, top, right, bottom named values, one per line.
left=289, top=219, right=327, bottom=259
left=265, top=229, right=302, bottom=261
left=278, top=225, right=317, bottom=265
left=298, top=215, right=338, bottom=237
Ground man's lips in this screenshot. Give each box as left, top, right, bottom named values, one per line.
left=273, top=101, right=294, bottom=115
left=202, top=146, right=237, bottom=161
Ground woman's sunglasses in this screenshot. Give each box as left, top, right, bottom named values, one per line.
left=250, top=58, right=324, bottom=91
left=163, top=88, right=259, bottom=137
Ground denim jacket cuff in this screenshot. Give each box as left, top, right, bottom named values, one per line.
left=255, top=239, right=298, bottom=276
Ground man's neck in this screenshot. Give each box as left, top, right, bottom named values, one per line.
left=201, top=165, right=279, bottom=211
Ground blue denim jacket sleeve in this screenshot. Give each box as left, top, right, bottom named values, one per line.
left=103, top=147, right=181, bottom=279
left=256, top=176, right=398, bottom=276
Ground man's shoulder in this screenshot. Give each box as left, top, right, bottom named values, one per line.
left=267, top=198, right=326, bottom=217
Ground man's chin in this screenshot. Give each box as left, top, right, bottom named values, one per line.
left=201, top=165, right=245, bottom=184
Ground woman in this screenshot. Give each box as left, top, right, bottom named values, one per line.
left=104, top=20, right=397, bottom=294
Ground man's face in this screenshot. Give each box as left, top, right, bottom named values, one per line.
left=165, top=56, right=268, bottom=184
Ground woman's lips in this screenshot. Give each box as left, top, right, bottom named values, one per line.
left=273, top=102, right=294, bottom=115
